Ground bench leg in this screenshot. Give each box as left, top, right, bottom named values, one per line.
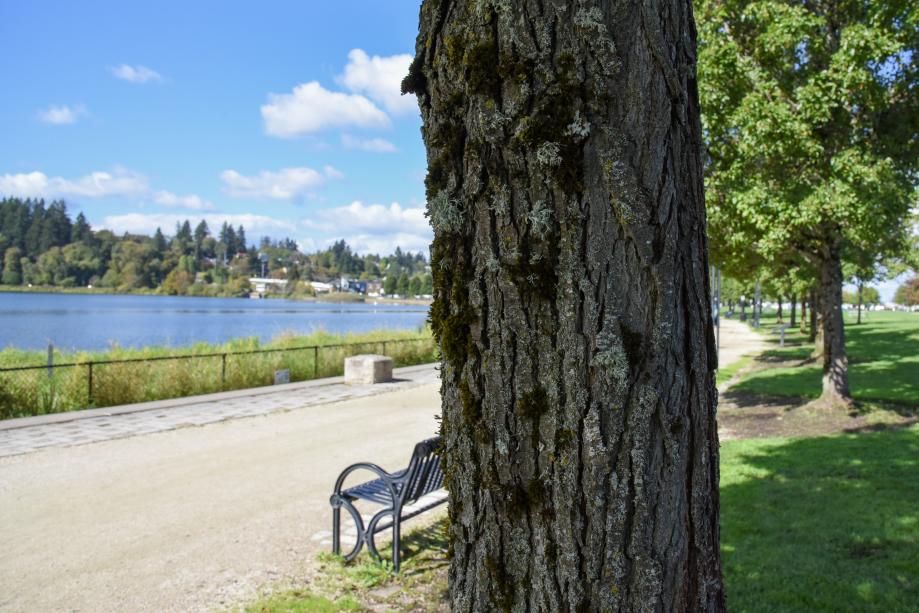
left=330, top=494, right=365, bottom=561
left=392, top=515, right=401, bottom=573
left=332, top=506, right=341, bottom=555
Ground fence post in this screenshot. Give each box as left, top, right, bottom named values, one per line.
left=382, top=341, right=388, bottom=356
left=313, top=346, right=319, bottom=379
left=47, top=343, right=53, bottom=378
left=221, top=353, right=227, bottom=389
left=87, top=362, right=94, bottom=405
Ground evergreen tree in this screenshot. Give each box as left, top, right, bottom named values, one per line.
left=44, top=201, right=72, bottom=248
left=225, top=225, right=238, bottom=255
left=236, top=225, right=247, bottom=251
left=193, top=220, right=209, bottom=259
left=152, top=227, right=168, bottom=254
left=71, top=212, right=92, bottom=243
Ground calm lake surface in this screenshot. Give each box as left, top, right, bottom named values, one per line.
left=0, top=292, right=430, bottom=351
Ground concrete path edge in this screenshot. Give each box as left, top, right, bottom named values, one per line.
left=0, top=362, right=439, bottom=432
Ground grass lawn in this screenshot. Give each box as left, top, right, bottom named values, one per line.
left=243, top=425, right=919, bottom=612
left=730, top=311, right=919, bottom=406
left=721, top=426, right=919, bottom=611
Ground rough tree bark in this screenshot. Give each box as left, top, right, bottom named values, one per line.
left=405, top=1, right=725, bottom=610
left=818, top=244, right=852, bottom=406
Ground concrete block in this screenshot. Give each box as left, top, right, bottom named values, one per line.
left=344, top=354, right=393, bottom=385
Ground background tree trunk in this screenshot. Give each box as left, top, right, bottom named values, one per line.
left=800, top=295, right=807, bottom=333
left=856, top=281, right=863, bottom=325
left=789, top=295, right=796, bottom=328
left=776, top=295, right=783, bottom=323
left=819, top=248, right=852, bottom=406
left=809, top=288, right=819, bottom=344
left=407, top=1, right=725, bottom=610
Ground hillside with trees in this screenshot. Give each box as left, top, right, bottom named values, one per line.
left=0, top=197, right=432, bottom=297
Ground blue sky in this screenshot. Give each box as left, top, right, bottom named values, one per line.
left=0, top=0, right=431, bottom=254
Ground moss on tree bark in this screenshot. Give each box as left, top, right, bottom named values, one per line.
left=406, top=1, right=726, bottom=610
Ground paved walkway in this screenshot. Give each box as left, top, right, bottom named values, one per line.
left=716, top=316, right=769, bottom=376
left=0, top=364, right=439, bottom=458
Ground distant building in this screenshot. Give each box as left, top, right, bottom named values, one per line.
left=310, top=281, right=334, bottom=294
left=249, top=277, right=288, bottom=294
left=338, top=277, right=368, bottom=294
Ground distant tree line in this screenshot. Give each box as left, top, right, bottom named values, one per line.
left=0, top=198, right=432, bottom=297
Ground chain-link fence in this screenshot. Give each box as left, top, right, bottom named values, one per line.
left=0, top=338, right=438, bottom=420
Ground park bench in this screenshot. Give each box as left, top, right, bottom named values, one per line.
left=329, top=436, right=445, bottom=571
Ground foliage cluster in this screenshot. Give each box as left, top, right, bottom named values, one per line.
left=0, top=198, right=432, bottom=297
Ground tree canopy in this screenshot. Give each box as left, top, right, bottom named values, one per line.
left=698, top=0, right=919, bottom=405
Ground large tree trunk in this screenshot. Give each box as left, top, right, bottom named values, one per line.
left=818, top=250, right=852, bottom=406
left=407, top=1, right=725, bottom=610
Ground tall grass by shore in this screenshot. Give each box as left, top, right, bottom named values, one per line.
left=0, top=328, right=437, bottom=420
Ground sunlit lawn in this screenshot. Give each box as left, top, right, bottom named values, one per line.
left=721, top=426, right=919, bottom=612
left=730, top=311, right=919, bottom=406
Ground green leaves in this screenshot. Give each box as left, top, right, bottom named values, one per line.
left=699, top=0, right=917, bottom=275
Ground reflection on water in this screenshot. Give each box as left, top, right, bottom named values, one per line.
left=0, top=292, right=430, bottom=351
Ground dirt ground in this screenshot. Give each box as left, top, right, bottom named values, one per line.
left=0, top=384, right=441, bottom=613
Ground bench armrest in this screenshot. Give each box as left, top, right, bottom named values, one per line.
left=332, top=462, right=404, bottom=498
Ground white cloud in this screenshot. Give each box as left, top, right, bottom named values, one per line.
left=220, top=166, right=341, bottom=200
left=338, top=232, right=432, bottom=255
left=301, top=201, right=432, bottom=254
left=338, top=49, right=416, bottom=115
left=111, top=64, right=163, bottom=83
left=0, top=169, right=217, bottom=214
left=261, top=81, right=389, bottom=137
left=341, top=134, right=398, bottom=153
left=303, top=201, right=429, bottom=235
left=37, top=104, right=87, bottom=125
left=153, top=191, right=216, bottom=211
left=99, top=213, right=297, bottom=237
left=0, top=168, right=148, bottom=199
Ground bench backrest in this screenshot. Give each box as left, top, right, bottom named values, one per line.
left=401, top=436, right=444, bottom=504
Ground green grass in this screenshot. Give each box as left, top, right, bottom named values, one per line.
left=731, top=311, right=919, bottom=405
left=245, top=427, right=919, bottom=612
left=238, top=591, right=362, bottom=613
left=721, top=426, right=919, bottom=612
left=0, top=328, right=436, bottom=419
left=717, top=354, right=753, bottom=385
left=243, top=519, right=449, bottom=613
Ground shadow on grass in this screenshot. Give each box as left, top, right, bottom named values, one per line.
left=721, top=428, right=919, bottom=612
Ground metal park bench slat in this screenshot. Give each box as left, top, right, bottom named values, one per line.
left=329, top=436, right=445, bottom=571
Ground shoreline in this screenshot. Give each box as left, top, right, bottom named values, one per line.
left=0, top=327, right=434, bottom=369
left=0, top=285, right=433, bottom=307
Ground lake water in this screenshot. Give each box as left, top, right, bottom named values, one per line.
left=0, top=292, right=430, bottom=351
